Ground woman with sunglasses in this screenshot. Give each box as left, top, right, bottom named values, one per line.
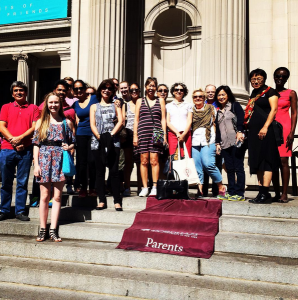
left=166, top=82, right=193, bottom=159
left=86, top=86, right=96, bottom=97
left=272, top=67, right=297, bottom=203
left=133, top=77, right=167, bottom=197
left=90, top=79, right=123, bottom=210
left=245, top=69, right=279, bottom=204
left=72, top=79, right=98, bottom=198
left=192, top=89, right=226, bottom=198
left=157, top=84, right=169, bottom=103
left=122, top=83, right=142, bottom=196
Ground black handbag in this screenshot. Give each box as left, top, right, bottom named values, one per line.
left=254, top=105, right=284, bottom=146
left=157, top=169, right=189, bottom=200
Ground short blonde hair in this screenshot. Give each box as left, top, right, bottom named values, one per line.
left=192, top=88, right=206, bottom=99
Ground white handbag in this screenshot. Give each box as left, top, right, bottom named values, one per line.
left=172, top=141, right=201, bottom=185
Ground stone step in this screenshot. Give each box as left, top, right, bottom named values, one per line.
left=0, top=235, right=199, bottom=274
left=29, top=207, right=138, bottom=225
left=1, top=235, right=298, bottom=286
left=220, top=215, right=298, bottom=237
left=0, top=282, right=136, bottom=300
left=0, top=255, right=297, bottom=299
left=222, top=199, right=298, bottom=218
left=215, top=232, right=298, bottom=258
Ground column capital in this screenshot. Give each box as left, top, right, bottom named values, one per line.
left=58, top=50, right=71, bottom=61
left=12, top=53, right=28, bottom=61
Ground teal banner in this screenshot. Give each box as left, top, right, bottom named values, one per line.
left=0, top=0, right=68, bottom=25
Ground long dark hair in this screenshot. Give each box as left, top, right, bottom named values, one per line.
left=215, top=85, right=236, bottom=107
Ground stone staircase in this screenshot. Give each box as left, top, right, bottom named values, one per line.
left=0, top=190, right=298, bottom=299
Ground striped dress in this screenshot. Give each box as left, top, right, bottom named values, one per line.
left=136, top=97, right=163, bottom=154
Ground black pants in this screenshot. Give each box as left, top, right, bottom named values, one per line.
left=76, top=135, right=96, bottom=190
left=221, top=146, right=246, bottom=197
left=203, top=153, right=222, bottom=196
left=92, top=146, right=122, bottom=205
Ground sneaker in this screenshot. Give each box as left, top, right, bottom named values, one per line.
left=30, top=196, right=39, bottom=207
left=66, top=184, right=74, bottom=195
left=139, top=187, right=149, bottom=197
left=123, top=189, right=131, bottom=197
left=49, top=199, right=53, bottom=208
left=228, top=195, right=245, bottom=201
left=217, top=186, right=228, bottom=200
left=0, top=212, right=8, bottom=221
left=16, top=213, right=30, bottom=221
left=149, top=187, right=157, bottom=196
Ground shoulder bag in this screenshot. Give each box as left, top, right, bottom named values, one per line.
left=172, top=141, right=200, bottom=185
left=144, top=98, right=164, bottom=147
left=156, top=169, right=189, bottom=200
left=62, top=120, right=76, bottom=176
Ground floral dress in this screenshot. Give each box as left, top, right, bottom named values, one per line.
left=33, top=122, right=75, bottom=183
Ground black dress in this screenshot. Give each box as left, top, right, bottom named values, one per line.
left=248, top=85, right=280, bottom=174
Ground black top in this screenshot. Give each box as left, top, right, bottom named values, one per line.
left=247, top=85, right=280, bottom=174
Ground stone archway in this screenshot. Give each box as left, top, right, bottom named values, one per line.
left=143, top=1, right=202, bottom=101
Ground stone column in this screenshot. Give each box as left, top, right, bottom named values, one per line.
left=200, top=0, right=248, bottom=103
left=143, top=31, right=155, bottom=78
left=58, top=50, right=71, bottom=79
left=12, top=54, right=29, bottom=86
left=87, top=0, right=126, bottom=86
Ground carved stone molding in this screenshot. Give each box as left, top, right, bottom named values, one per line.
left=12, top=54, right=28, bottom=62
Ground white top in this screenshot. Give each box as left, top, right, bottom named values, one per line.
left=166, top=101, right=193, bottom=132
left=192, top=105, right=217, bottom=146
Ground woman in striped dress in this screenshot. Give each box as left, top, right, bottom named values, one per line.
left=133, top=77, right=167, bottom=197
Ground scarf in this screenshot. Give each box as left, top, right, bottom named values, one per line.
left=244, top=85, right=270, bottom=127
left=192, top=104, right=215, bottom=144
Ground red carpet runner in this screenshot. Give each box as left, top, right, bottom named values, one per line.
left=116, top=197, right=222, bottom=258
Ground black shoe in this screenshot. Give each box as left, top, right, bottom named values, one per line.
left=96, top=203, right=107, bottom=210
left=115, top=207, right=123, bottom=211
left=0, top=212, right=8, bottom=221
left=15, top=213, right=30, bottom=221
left=249, top=193, right=271, bottom=204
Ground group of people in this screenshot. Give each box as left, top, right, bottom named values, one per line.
left=0, top=66, right=296, bottom=242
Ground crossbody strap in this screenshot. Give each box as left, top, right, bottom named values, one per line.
left=144, top=97, right=155, bottom=126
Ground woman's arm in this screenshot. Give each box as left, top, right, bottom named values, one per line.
left=33, top=119, right=41, bottom=177
left=133, top=98, right=142, bottom=146
left=234, top=102, right=245, bottom=142
left=111, top=105, right=123, bottom=135
left=90, top=104, right=100, bottom=140
left=180, top=111, right=193, bottom=142
left=287, top=90, right=298, bottom=148
left=122, top=103, right=126, bottom=126
left=258, top=95, right=278, bottom=139
left=160, top=99, right=167, bottom=143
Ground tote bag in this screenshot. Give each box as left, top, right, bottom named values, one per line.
left=172, top=141, right=200, bottom=185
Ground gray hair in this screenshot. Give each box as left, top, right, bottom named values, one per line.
left=10, top=81, right=28, bottom=94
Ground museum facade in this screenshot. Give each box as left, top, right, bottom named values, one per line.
left=0, top=0, right=297, bottom=106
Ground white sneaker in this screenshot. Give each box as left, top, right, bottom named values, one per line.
left=149, top=187, right=157, bottom=196
left=123, top=189, right=131, bottom=197
left=139, top=188, right=149, bottom=197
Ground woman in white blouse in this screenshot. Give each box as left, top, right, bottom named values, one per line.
left=166, top=82, right=193, bottom=158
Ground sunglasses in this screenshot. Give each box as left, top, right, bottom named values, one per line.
left=73, top=87, right=85, bottom=92
left=274, top=74, right=288, bottom=79
left=193, top=95, right=205, bottom=99
left=86, top=93, right=95, bottom=96
left=147, top=77, right=157, bottom=80
left=158, top=89, right=168, bottom=93
left=175, top=88, right=184, bottom=92
left=102, top=87, right=113, bottom=91
left=129, top=88, right=139, bottom=93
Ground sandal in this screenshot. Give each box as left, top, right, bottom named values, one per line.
left=36, top=228, right=47, bottom=242
left=49, top=228, right=62, bottom=242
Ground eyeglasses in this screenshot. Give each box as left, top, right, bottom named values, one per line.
left=129, top=89, right=139, bottom=93
left=73, top=87, right=85, bottom=92
left=250, top=77, right=264, bottom=83
left=274, top=74, right=288, bottom=79
left=158, top=89, right=168, bottom=93
left=175, top=88, right=184, bottom=92
left=102, top=87, right=113, bottom=91
left=193, top=95, right=205, bottom=99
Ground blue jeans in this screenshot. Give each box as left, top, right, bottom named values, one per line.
left=0, top=147, right=33, bottom=215
left=192, top=144, right=222, bottom=185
